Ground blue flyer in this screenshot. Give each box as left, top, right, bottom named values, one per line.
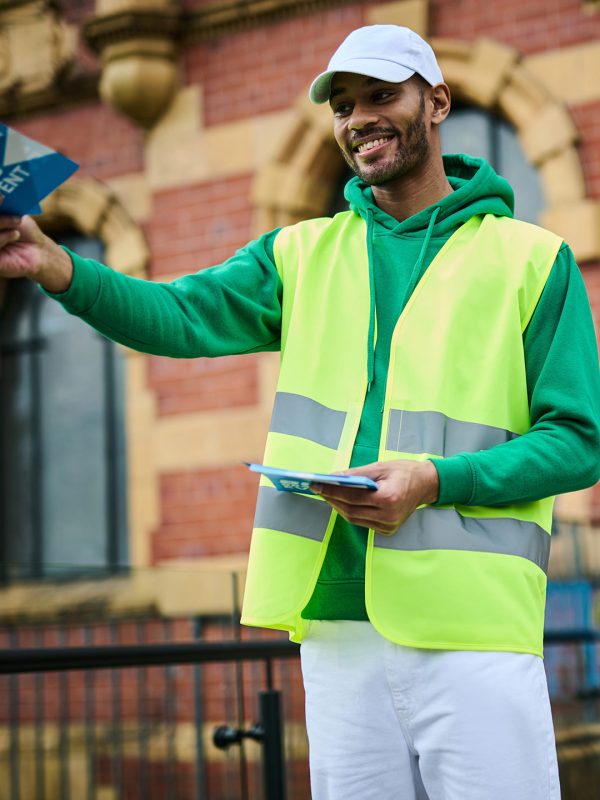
left=0, top=123, right=79, bottom=216
left=244, top=462, right=378, bottom=495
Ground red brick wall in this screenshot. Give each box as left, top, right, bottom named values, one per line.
left=15, top=104, right=144, bottom=181
left=430, top=0, right=600, bottom=54
left=147, top=354, right=260, bottom=416
left=184, top=5, right=366, bottom=126
left=146, top=174, right=254, bottom=277
left=184, top=0, right=600, bottom=128
left=153, top=465, right=260, bottom=562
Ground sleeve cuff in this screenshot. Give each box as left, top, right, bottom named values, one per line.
left=41, top=246, right=102, bottom=314
left=429, top=455, right=475, bottom=506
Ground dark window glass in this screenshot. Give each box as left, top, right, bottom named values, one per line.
left=0, top=236, right=128, bottom=581
left=440, top=105, right=544, bottom=223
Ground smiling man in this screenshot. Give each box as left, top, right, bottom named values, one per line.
left=0, top=24, right=599, bottom=800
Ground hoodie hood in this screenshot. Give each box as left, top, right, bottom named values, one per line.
left=344, top=153, right=515, bottom=234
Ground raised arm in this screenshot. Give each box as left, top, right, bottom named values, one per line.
left=0, top=214, right=283, bottom=358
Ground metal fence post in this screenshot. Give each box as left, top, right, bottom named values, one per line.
left=259, top=689, right=286, bottom=800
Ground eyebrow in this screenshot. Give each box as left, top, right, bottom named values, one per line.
left=329, top=76, right=384, bottom=101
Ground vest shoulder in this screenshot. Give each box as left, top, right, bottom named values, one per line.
left=484, top=215, right=563, bottom=248
left=274, top=211, right=363, bottom=247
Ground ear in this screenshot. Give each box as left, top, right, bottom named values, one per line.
left=430, top=83, right=451, bottom=126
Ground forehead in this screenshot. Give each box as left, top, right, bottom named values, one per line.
left=329, top=72, right=412, bottom=100
left=329, top=73, right=396, bottom=96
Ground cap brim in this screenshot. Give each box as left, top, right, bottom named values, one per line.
left=309, top=59, right=416, bottom=104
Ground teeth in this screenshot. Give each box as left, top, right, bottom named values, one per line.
left=357, top=137, right=391, bottom=153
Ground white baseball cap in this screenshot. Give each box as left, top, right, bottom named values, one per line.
left=309, top=25, right=444, bottom=104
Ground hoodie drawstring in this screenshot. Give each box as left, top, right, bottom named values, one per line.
left=365, top=205, right=440, bottom=393
left=365, top=208, right=376, bottom=391
left=400, top=205, right=440, bottom=312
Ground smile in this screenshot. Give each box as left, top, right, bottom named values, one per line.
left=354, top=136, right=394, bottom=155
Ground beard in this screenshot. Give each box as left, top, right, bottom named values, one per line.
left=341, top=93, right=430, bottom=186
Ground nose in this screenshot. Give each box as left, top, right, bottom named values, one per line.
left=347, top=101, right=379, bottom=131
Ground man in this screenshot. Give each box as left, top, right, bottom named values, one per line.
left=0, top=24, right=599, bottom=800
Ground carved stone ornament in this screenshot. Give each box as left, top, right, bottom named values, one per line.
left=84, top=1, right=181, bottom=128
left=0, top=0, right=76, bottom=99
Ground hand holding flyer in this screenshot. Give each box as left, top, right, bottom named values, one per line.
left=244, top=462, right=378, bottom=495
left=0, top=123, right=78, bottom=216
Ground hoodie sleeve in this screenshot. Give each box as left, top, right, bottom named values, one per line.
left=434, top=242, right=600, bottom=506
left=44, top=229, right=283, bottom=357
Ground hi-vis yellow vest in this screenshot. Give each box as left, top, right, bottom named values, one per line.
left=241, top=211, right=563, bottom=657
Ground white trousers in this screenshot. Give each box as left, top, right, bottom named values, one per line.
left=300, top=621, right=560, bottom=800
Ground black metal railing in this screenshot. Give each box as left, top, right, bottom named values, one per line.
left=1, top=624, right=600, bottom=800
left=0, top=621, right=307, bottom=800
left=0, top=640, right=299, bottom=674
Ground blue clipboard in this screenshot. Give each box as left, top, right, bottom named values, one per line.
left=244, top=462, right=378, bottom=495
left=0, top=123, right=79, bottom=216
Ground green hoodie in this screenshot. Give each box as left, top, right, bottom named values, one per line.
left=50, top=155, right=600, bottom=621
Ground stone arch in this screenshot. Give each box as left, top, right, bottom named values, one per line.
left=38, top=176, right=150, bottom=276
left=251, top=36, right=594, bottom=260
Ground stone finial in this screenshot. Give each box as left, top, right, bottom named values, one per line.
left=84, top=0, right=181, bottom=128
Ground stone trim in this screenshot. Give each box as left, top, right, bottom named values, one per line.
left=0, top=73, right=100, bottom=121
left=181, top=0, right=357, bottom=42
left=251, top=36, right=600, bottom=263
left=0, top=720, right=307, bottom=771
left=85, top=0, right=356, bottom=51
left=0, top=0, right=93, bottom=118
left=84, top=7, right=181, bottom=53
left=582, top=0, right=599, bottom=13
left=0, top=555, right=247, bottom=623
left=0, top=0, right=35, bottom=9
left=524, top=41, right=600, bottom=106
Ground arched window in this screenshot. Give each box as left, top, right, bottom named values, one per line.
left=0, top=236, right=128, bottom=582
left=440, top=104, right=544, bottom=223
left=329, top=104, right=544, bottom=223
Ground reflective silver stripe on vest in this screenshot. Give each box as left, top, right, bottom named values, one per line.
left=386, top=409, right=520, bottom=457
left=374, top=507, right=549, bottom=572
left=270, top=392, right=347, bottom=450
left=253, top=486, right=332, bottom=542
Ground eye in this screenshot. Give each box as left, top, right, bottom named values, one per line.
left=333, top=102, right=353, bottom=117
left=373, top=90, right=394, bottom=103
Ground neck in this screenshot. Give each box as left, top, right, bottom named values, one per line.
left=371, top=156, right=453, bottom=222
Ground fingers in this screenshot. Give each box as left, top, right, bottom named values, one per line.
left=0, top=228, right=20, bottom=248
left=311, top=483, right=379, bottom=506
left=0, top=214, right=23, bottom=229
left=342, top=462, right=387, bottom=479
left=315, top=494, right=399, bottom=535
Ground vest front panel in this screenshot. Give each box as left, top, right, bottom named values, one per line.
left=241, top=212, right=563, bottom=655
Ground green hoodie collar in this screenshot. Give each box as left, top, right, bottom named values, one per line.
left=345, top=154, right=514, bottom=235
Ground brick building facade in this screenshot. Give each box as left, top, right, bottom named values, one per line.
left=0, top=0, right=599, bottom=797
